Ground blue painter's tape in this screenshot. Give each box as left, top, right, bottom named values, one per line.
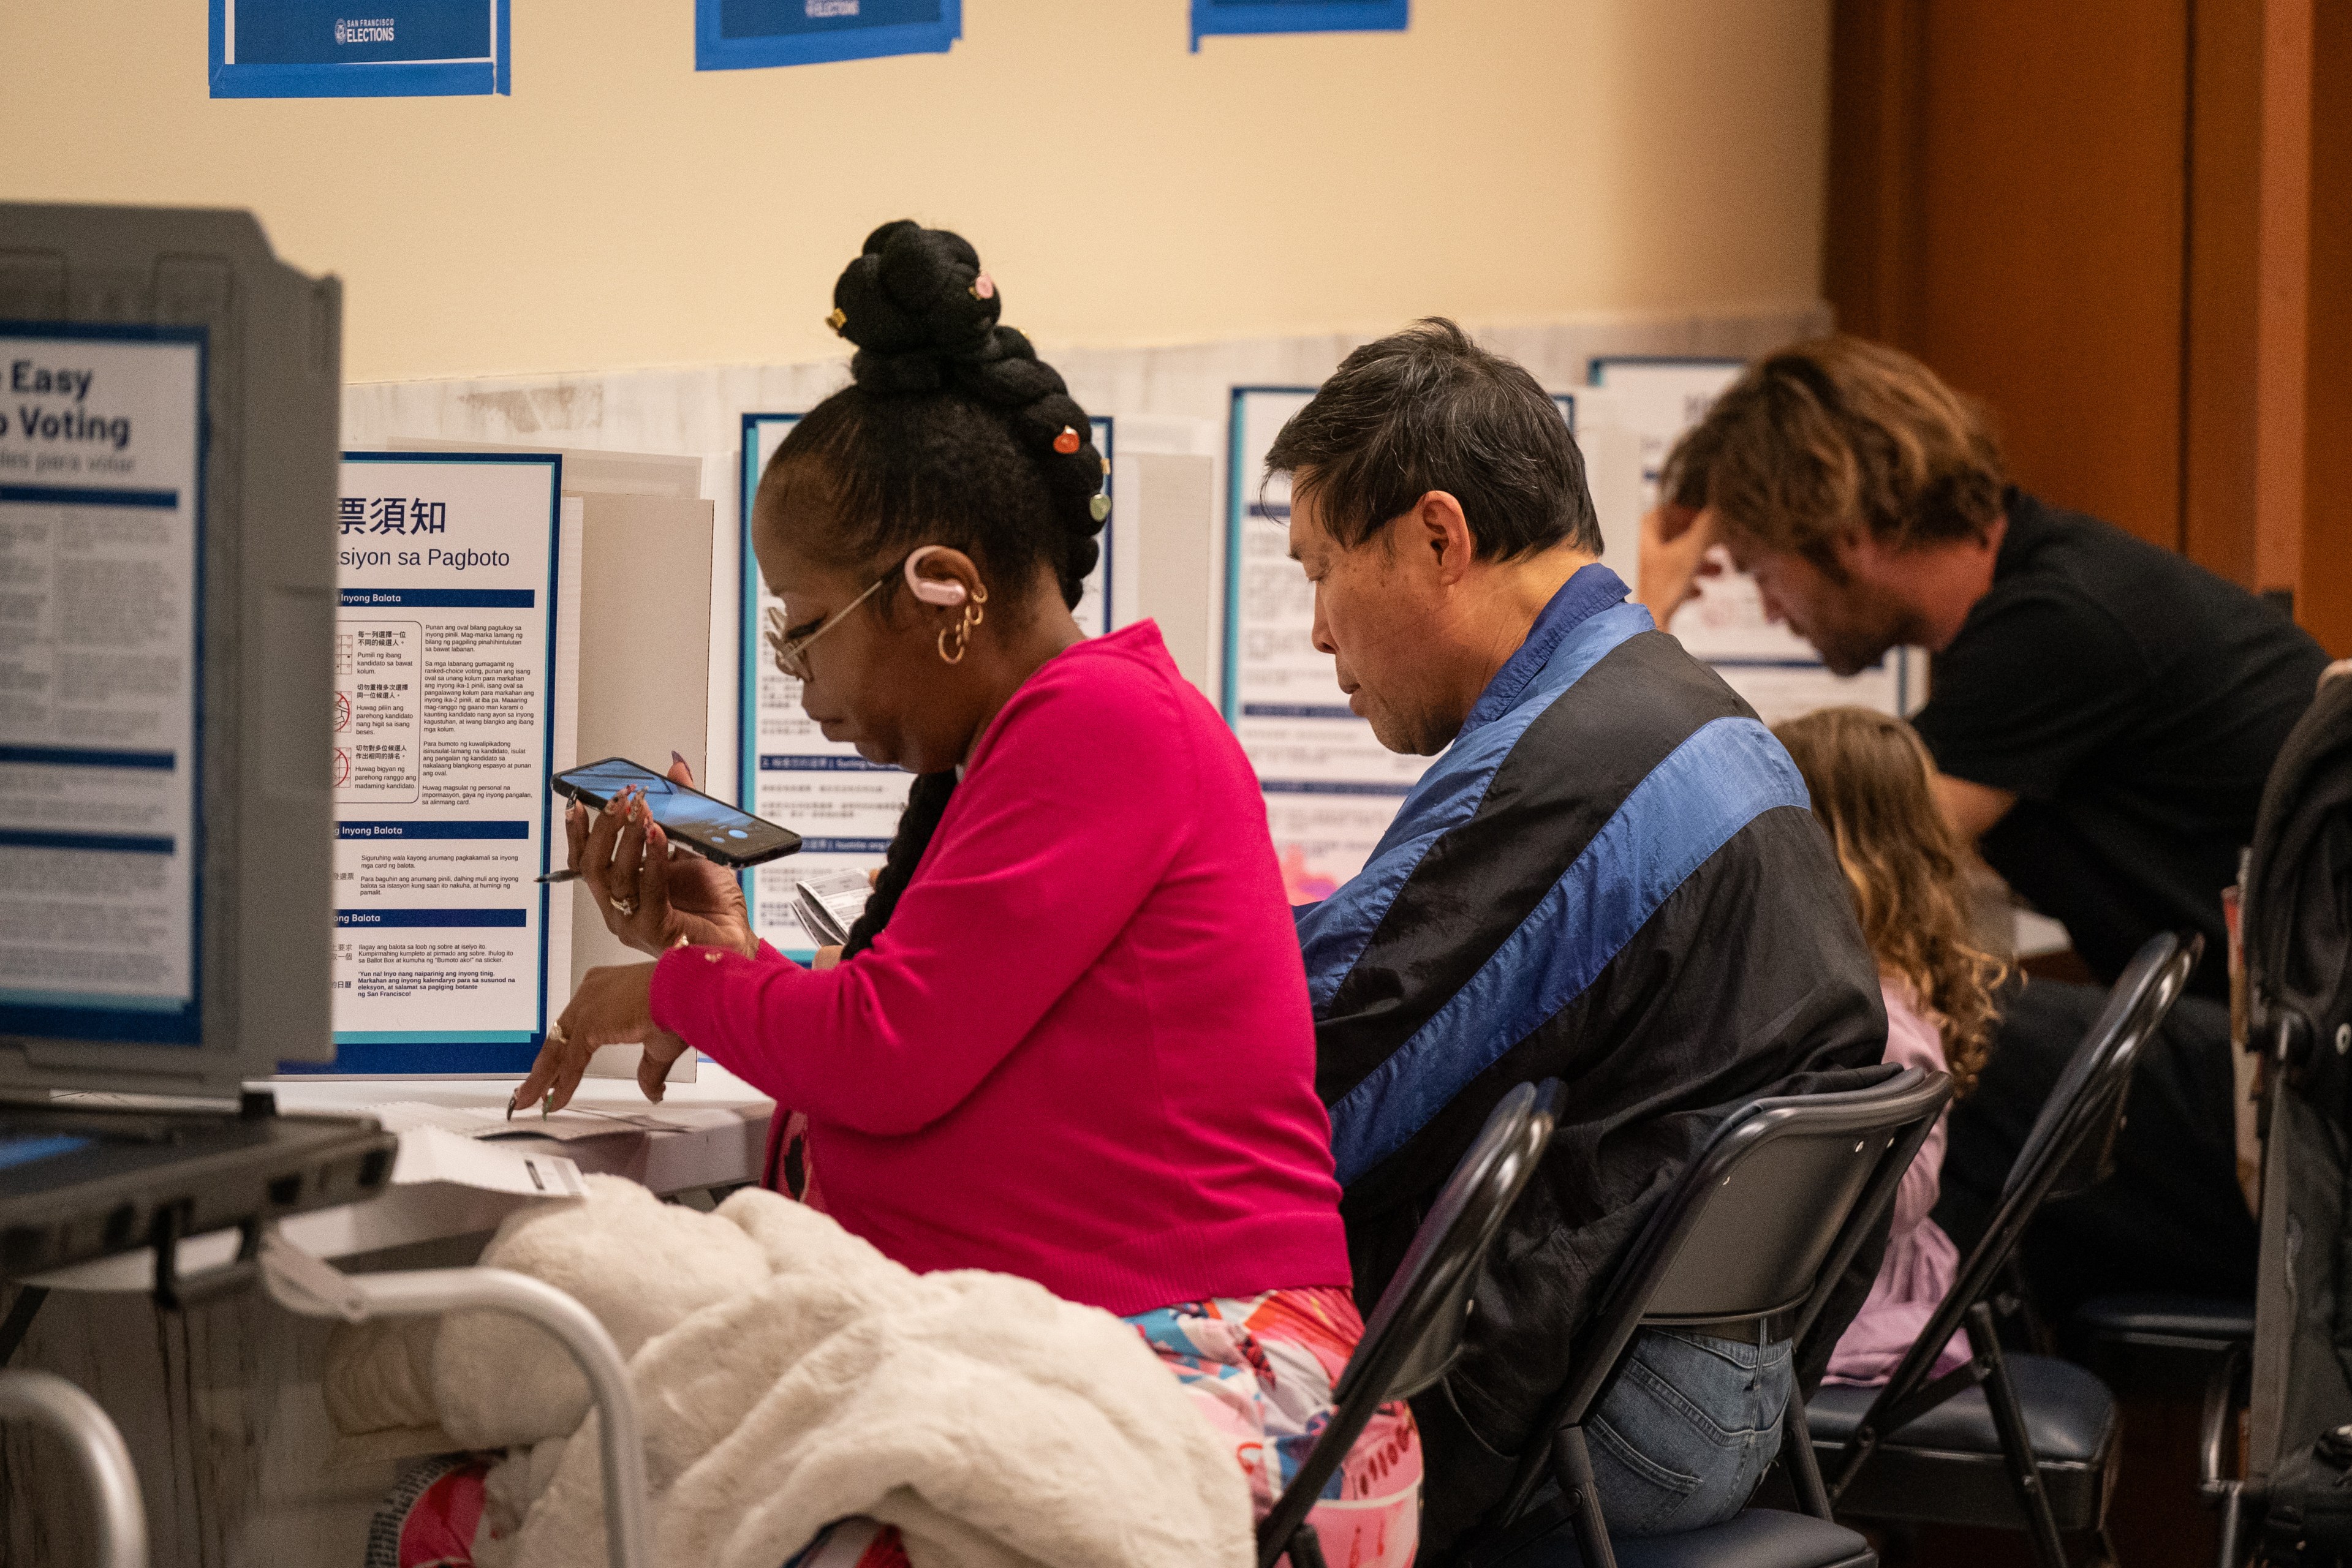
left=210, top=0, right=511, bottom=97
left=1192, top=0, right=1408, bottom=50
left=697, top=0, right=961, bottom=71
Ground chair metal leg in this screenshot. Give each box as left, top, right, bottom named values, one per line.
left=2211, top=1482, right=2245, bottom=1568
left=1968, top=1300, right=2072, bottom=1568
left=2199, top=1341, right=2252, bottom=1568
left=0, top=1285, right=47, bottom=1367
left=1780, top=1395, right=1835, bottom=1520
left=1551, top=1424, right=1620, bottom=1568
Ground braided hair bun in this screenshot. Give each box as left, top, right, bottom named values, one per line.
left=828, top=221, right=1106, bottom=603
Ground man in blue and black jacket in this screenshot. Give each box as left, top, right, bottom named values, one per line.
left=1267, top=320, right=1889, bottom=1554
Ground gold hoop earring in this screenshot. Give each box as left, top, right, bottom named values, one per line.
left=937, top=587, right=986, bottom=665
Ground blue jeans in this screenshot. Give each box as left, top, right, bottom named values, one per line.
left=1499, top=1327, right=1794, bottom=1559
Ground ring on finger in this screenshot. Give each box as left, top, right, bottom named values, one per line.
left=610, top=895, right=638, bottom=917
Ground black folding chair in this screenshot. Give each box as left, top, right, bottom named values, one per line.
left=1256, top=1079, right=1565, bottom=1568
left=1461, top=1063, right=1956, bottom=1568
left=1809, top=931, right=2202, bottom=1568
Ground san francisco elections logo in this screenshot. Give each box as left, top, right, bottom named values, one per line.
left=335, top=17, right=396, bottom=44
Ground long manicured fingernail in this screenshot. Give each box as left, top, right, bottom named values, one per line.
left=671, top=751, right=688, bottom=771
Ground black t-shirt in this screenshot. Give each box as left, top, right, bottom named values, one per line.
left=1912, top=488, right=2329, bottom=997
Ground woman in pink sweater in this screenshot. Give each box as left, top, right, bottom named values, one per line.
left=516, top=222, right=1418, bottom=1568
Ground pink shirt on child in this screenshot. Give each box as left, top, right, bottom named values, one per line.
left=650, top=622, right=1352, bottom=1316
left=1823, top=979, right=1970, bottom=1384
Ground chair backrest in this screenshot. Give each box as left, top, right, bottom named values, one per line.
left=1475, top=1062, right=1952, bottom=1545
left=2005, top=931, right=2200, bottom=1206
left=1255, top=1079, right=1563, bottom=1568
left=1839, top=930, right=2198, bottom=1453
left=1550, top=1064, right=1951, bottom=1434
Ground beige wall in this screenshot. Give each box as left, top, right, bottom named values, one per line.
left=1, top=0, right=1829, bottom=383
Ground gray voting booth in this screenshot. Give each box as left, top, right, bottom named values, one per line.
left=0, top=205, right=651, bottom=1568
left=0, top=204, right=394, bottom=1278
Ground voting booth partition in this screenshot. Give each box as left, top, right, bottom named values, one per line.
left=0, top=205, right=692, bottom=1568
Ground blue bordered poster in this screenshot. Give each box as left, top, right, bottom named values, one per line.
left=0, top=323, right=209, bottom=1047
left=1222, top=385, right=1572, bottom=901
left=210, top=0, right=512, bottom=99
left=736, top=412, right=1111, bottom=955
left=301, top=452, right=562, bottom=1076
left=1586, top=355, right=1916, bottom=722
left=1192, top=0, right=1407, bottom=50
left=698, top=0, right=961, bottom=72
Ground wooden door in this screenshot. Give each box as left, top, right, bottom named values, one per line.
left=1828, top=0, right=2348, bottom=654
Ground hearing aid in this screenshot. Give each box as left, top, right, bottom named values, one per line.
left=903, top=545, right=970, bottom=606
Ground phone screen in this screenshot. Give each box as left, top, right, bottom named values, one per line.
left=554, top=759, right=802, bottom=867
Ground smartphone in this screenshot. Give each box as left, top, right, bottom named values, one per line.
left=552, top=758, right=803, bottom=869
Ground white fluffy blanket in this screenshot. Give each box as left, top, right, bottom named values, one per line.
left=336, top=1175, right=1252, bottom=1568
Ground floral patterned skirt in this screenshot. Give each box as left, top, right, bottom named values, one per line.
left=787, top=1284, right=1421, bottom=1568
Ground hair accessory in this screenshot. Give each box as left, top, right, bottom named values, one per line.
left=1090, top=494, right=1111, bottom=522
left=902, top=544, right=970, bottom=607
left=969, top=273, right=995, bottom=300
left=826, top=307, right=849, bottom=335
left=1053, top=426, right=1081, bottom=455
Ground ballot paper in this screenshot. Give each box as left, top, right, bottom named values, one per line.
left=735, top=413, right=1113, bottom=954
left=330, top=454, right=563, bottom=1072
left=792, top=867, right=873, bottom=948
left=369, top=1098, right=744, bottom=1144
left=0, top=326, right=208, bottom=1046
left=388, top=1124, right=586, bottom=1199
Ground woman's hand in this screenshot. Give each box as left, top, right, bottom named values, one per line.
left=515, top=961, right=692, bottom=1111
left=1635, top=503, right=1725, bottom=625
left=567, top=756, right=758, bottom=959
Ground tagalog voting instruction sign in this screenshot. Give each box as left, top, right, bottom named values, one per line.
left=210, top=0, right=513, bottom=97
left=315, top=453, right=561, bottom=1076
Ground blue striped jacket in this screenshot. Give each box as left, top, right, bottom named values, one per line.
left=1295, top=565, right=1888, bottom=1546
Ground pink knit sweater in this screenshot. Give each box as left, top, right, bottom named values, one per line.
left=651, top=622, right=1351, bottom=1315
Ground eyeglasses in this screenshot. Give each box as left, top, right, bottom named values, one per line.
left=765, top=575, right=885, bottom=682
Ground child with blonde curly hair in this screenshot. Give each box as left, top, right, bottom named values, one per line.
left=1774, top=706, right=2007, bottom=1384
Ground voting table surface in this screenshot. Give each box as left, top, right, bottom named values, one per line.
left=0, top=1065, right=774, bottom=1568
